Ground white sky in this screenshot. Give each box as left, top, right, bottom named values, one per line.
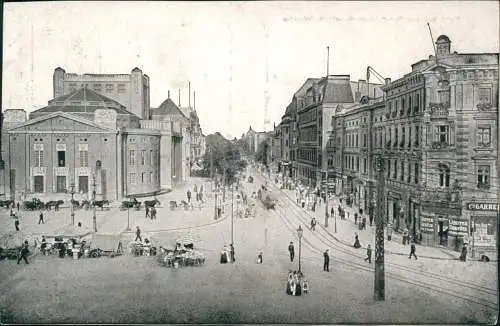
left=2, top=1, right=499, bottom=138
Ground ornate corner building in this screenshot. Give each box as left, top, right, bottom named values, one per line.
left=1, top=67, right=198, bottom=201
left=277, top=34, right=499, bottom=254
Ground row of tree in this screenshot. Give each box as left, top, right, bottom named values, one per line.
left=198, top=132, right=247, bottom=186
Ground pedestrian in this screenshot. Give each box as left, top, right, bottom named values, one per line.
left=14, top=218, right=20, bottom=231
left=187, top=190, right=191, bottom=203
left=230, top=243, right=235, bottom=263
left=288, top=242, right=295, bottom=262
left=17, top=240, right=30, bottom=264
left=41, top=235, right=47, bottom=255
left=460, top=244, right=468, bottom=262
left=369, top=212, right=374, bottom=226
left=38, top=212, right=44, bottom=224
left=257, top=251, right=263, bottom=264
left=145, top=206, right=150, bottom=219
left=354, top=212, right=358, bottom=225
left=365, top=244, right=372, bottom=263
left=17, top=202, right=20, bottom=211
left=330, top=207, right=334, bottom=218
left=409, top=242, right=418, bottom=260
left=310, top=217, right=316, bottom=231
left=323, top=249, right=330, bottom=272
left=353, top=233, right=361, bottom=248
left=362, top=216, right=367, bottom=230
left=135, top=226, right=142, bottom=242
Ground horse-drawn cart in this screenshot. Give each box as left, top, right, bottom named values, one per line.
left=89, top=234, right=123, bottom=258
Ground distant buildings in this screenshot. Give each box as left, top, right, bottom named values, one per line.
left=273, top=34, right=498, bottom=254
left=1, top=67, right=207, bottom=201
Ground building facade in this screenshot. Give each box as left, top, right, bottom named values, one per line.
left=329, top=35, right=498, bottom=254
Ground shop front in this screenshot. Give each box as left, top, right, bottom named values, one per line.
left=466, top=202, right=498, bottom=257
left=421, top=203, right=462, bottom=249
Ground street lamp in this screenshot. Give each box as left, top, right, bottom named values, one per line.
left=297, top=225, right=303, bottom=273
left=70, top=182, right=75, bottom=225
left=126, top=196, right=131, bottom=231
left=92, top=174, right=97, bottom=232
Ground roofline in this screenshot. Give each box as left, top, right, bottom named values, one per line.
left=7, top=111, right=116, bottom=132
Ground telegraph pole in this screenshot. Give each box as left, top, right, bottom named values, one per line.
left=374, top=155, right=385, bottom=301
left=324, top=171, right=329, bottom=227
left=92, top=174, right=97, bottom=232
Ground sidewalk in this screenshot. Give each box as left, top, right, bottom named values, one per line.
left=265, top=170, right=461, bottom=261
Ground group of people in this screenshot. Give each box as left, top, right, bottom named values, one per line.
left=145, top=206, right=157, bottom=219
left=186, top=184, right=204, bottom=204
left=220, top=244, right=235, bottom=264
left=286, top=271, right=308, bottom=296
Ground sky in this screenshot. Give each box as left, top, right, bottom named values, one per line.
left=2, top=1, right=499, bottom=139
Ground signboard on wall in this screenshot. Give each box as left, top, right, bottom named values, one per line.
left=420, top=217, right=434, bottom=233
left=466, top=203, right=499, bottom=211
left=473, top=215, right=496, bottom=248
left=449, top=219, right=468, bottom=237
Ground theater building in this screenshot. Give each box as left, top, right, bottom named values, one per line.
left=1, top=88, right=187, bottom=201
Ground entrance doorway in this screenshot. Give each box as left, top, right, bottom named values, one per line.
left=34, top=176, right=44, bottom=193
left=438, top=219, right=449, bottom=246
left=56, top=176, right=66, bottom=193
left=79, top=176, right=89, bottom=194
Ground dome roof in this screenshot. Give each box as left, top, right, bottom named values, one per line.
left=436, top=35, right=451, bottom=43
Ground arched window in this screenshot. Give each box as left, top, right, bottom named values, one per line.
left=438, top=163, right=450, bottom=187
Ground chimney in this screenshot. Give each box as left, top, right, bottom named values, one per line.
left=178, top=89, right=181, bottom=107
left=385, top=78, right=391, bottom=85
left=168, top=90, right=170, bottom=99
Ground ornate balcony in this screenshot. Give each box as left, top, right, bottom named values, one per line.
left=430, top=102, right=450, bottom=118
left=476, top=102, right=493, bottom=111
left=431, top=141, right=449, bottom=149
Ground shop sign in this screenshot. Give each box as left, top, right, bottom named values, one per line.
left=466, top=203, right=499, bottom=211
left=472, top=216, right=496, bottom=247
left=449, top=220, right=468, bottom=236
left=420, top=217, right=434, bottom=233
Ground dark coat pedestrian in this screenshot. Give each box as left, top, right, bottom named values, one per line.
left=187, top=190, right=192, bottom=203
left=41, top=236, right=47, bottom=255
left=17, top=241, right=29, bottom=264
left=230, top=244, right=235, bottom=262
left=365, top=245, right=372, bottom=263
left=17, top=202, right=20, bottom=211
left=38, top=212, right=44, bottom=224
left=330, top=207, right=334, bottom=217
left=288, top=242, right=295, bottom=262
left=257, top=252, right=263, bottom=264
left=323, top=249, right=330, bottom=272
left=354, top=213, right=358, bottom=225
left=145, top=206, right=150, bottom=218
left=135, top=226, right=142, bottom=242
left=409, top=243, right=418, bottom=260
left=362, top=216, right=367, bottom=230
left=353, top=234, right=361, bottom=248
left=14, top=219, right=20, bottom=231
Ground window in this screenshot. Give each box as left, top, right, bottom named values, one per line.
left=93, top=83, right=102, bottom=93
left=142, top=172, right=146, bottom=183
left=356, top=157, right=359, bottom=171
left=34, top=150, right=44, bottom=167
left=438, top=89, right=450, bottom=106
left=414, top=163, right=419, bottom=184
left=415, top=93, right=420, bottom=113
left=363, top=158, right=367, bottom=173
left=478, top=127, right=491, bottom=147
left=150, top=150, right=154, bottom=165
left=363, top=134, right=367, bottom=147
left=394, top=127, right=398, bottom=146
left=57, top=151, right=66, bottom=167
left=407, top=162, right=412, bottom=183
left=400, top=161, right=404, bottom=181
left=387, top=160, right=391, bottom=178
left=105, top=84, right=114, bottom=93
left=129, top=173, right=136, bottom=184
left=477, top=165, right=490, bottom=188
left=402, top=98, right=406, bottom=111
left=436, top=125, right=449, bottom=144
left=80, top=150, right=89, bottom=167
left=355, top=134, right=358, bottom=147
left=141, top=150, right=146, bottom=165
left=408, top=96, right=412, bottom=113
left=393, top=159, right=398, bottom=179
left=408, top=126, right=412, bottom=148
left=129, top=150, right=136, bottom=165
left=118, top=84, right=126, bottom=93
left=438, top=164, right=450, bottom=187
left=415, top=126, right=420, bottom=147
left=479, top=88, right=491, bottom=103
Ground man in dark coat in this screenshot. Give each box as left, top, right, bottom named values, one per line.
left=323, top=249, right=330, bottom=272
left=409, top=242, right=418, bottom=260
left=365, top=244, right=372, bottom=263
left=187, top=190, right=191, bottom=203
left=288, top=242, right=295, bottom=262
left=38, top=212, right=44, bottom=224
left=135, top=226, right=142, bottom=242
left=17, top=240, right=29, bottom=264
left=229, top=244, right=235, bottom=263
left=14, top=219, right=20, bottom=231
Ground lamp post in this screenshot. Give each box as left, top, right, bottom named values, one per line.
left=70, top=182, right=75, bottom=225
left=92, top=174, right=97, bottom=232
left=231, top=184, right=234, bottom=245
left=126, top=196, right=131, bottom=231
left=297, top=225, right=303, bottom=273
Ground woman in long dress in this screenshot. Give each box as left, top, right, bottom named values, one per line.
left=220, top=246, right=228, bottom=264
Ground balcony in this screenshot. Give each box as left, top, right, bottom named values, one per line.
left=430, top=102, right=450, bottom=118
left=477, top=182, right=490, bottom=190
left=431, top=141, right=449, bottom=149
left=476, top=102, right=493, bottom=111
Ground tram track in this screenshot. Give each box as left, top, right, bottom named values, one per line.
left=254, top=172, right=498, bottom=311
